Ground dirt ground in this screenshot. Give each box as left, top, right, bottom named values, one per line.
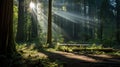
left=36, top=50, right=120, bottom=67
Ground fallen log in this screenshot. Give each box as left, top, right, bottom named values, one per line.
left=72, top=48, right=117, bottom=53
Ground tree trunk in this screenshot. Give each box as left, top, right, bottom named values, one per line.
left=16, top=0, right=26, bottom=43
left=116, top=0, right=120, bottom=44
left=47, top=0, right=52, bottom=46
left=0, top=0, right=16, bottom=56
left=99, top=0, right=109, bottom=43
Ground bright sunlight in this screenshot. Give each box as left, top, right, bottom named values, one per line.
left=30, top=1, right=35, bottom=9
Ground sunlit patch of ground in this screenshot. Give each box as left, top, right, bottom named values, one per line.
left=92, top=55, right=113, bottom=58
left=50, top=51, right=100, bottom=62
left=17, top=44, right=47, bottom=59
left=15, top=44, right=120, bottom=67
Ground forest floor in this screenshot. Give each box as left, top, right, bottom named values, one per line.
left=40, top=50, right=120, bottom=67
left=11, top=45, right=120, bottom=67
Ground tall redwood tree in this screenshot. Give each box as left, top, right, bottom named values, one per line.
left=16, top=0, right=26, bottom=43
left=0, top=0, right=16, bottom=56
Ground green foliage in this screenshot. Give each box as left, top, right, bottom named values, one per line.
left=38, top=32, right=48, bottom=47
left=57, top=46, right=68, bottom=51
left=87, top=44, right=103, bottom=49
left=57, top=46, right=73, bottom=52
left=52, top=35, right=65, bottom=48
left=16, top=44, right=64, bottom=67
left=52, top=35, right=64, bottom=43
left=13, top=5, right=18, bottom=36
left=106, top=50, right=120, bottom=56
left=114, top=51, right=120, bottom=56
left=16, top=44, right=26, bottom=50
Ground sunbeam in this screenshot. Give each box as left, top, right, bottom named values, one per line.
left=53, top=10, right=97, bottom=28
left=52, top=22, right=71, bottom=41
left=30, top=2, right=35, bottom=9
left=53, top=10, right=95, bottom=24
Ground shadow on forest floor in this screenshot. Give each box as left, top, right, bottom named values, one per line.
left=37, top=48, right=120, bottom=67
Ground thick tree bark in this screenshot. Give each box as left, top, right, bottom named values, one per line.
left=47, top=0, right=52, bottom=46
left=0, top=0, right=16, bottom=56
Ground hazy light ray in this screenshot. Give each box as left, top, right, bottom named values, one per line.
left=54, top=10, right=94, bottom=22
left=37, top=5, right=97, bottom=25
left=36, top=5, right=48, bottom=33
left=53, top=11, right=84, bottom=24
left=37, top=10, right=72, bottom=40
left=41, top=12, right=48, bottom=20
left=32, top=8, right=38, bottom=15
left=29, top=2, right=48, bottom=44
left=32, top=7, right=97, bottom=33
left=53, top=10, right=98, bottom=28
left=54, top=12, right=76, bottom=23
left=36, top=10, right=71, bottom=41
left=36, top=9, right=49, bottom=34
left=37, top=15, right=48, bottom=33
left=52, top=22, right=71, bottom=39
